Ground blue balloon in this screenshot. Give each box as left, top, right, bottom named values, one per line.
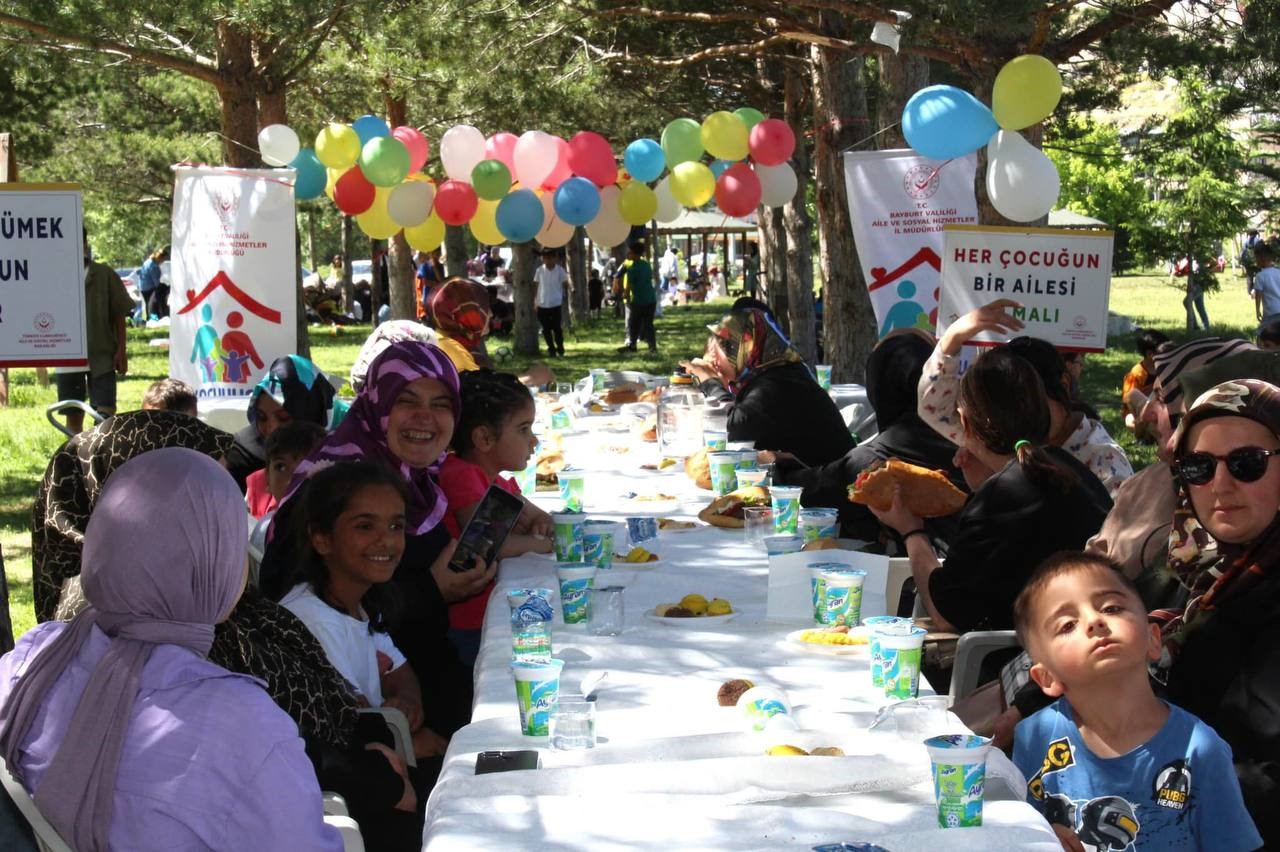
left=709, top=159, right=733, bottom=179
left=901, top=85, right=999, bottom=161
left=553, top=177, right=601, bottom=227
left=290, top=149, right=327, bottom=200
left=623, top=138, right=665, bottom=183
left=496, top=189, right=545, bottom=243
left=352, top=114, right=390, bottom=145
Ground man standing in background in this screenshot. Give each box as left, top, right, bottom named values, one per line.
left=619, top=240, right=657, bottom=353
left=534, top=247, right=568, bottom=357
left=139, top=244, right=169, bottom=319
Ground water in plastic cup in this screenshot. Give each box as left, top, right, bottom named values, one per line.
left=708, top=451, right=739, bottom=496
left=894, top=697, right=951, bottom=740
left=821, top=567, right=866, bottom=627
left=881, top=626, right=928, bottom=700
left=556, top=562, right=598, bottom=625
left=551, top=512, right=585, bottom=562
left=799, top=507, right=839, bottom=545
left=925, top=734, right=991, bottom=828
left=511, top=658, right=564, bottom=737
left=509, top=590, right=555, bottom=662
left=704, top=430, right=728, bottom=451
left=815, top=364, right=833, bottom=390
left=808, top=562, right=845, bottom=625
left=581, top=520, right=616, bottom=570
left=865, top=616, right=912, bottom=687
left=735, top=468, right=768, bottom=490
left=743, top=507, right=773, bottom=550
left=770, top=485, right=803, bottom=533
left=588, top=586, right=625, bottom=636
left=558, top=470, right=586, bottom=512
left=762, top=533, right=803, bottom=556
left=550, top=696, right=597, bottom=750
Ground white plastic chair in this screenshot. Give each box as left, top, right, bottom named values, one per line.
left=0, top=755, right=72, bottom=852
left=323, top=814, right=365, bottom=852
left=948, top=630, right=1021, bottom=703
left=359, top=706, right=417, bottom=768
left=885, top=557, right=913, bottom=618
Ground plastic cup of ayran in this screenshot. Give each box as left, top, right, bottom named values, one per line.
left=770, top=485, right=804, bottom=534
left=708, top=451, right=739, bottom=496
left=821, top=567, right=867, bottom=628
left=925, top=734, right=992, bottom=828
left=865, top=616, right=913, bottom=688
left=735, top=468, right=768, bottom=490
left=581, top=520, right=617, bottom=570
left=511, top=658, right=565, bottom=737
left=815, top=364, right=833, bottom=390
left=558, top=469, right=586, bottom=512
left=799, top=507, right=839, bottom=545
left=808, top=562, right=846, bottom=625
left=736, top=685, right=797, bottom=733
left=881, top=626, right=928, bottom=700
left=762, top=533, right=803, bottom=556
left=556, top=562, right=598, bottom=625
left=550, top=512, right=585, bottom=563
left=704, top=430, right=728, bottom=452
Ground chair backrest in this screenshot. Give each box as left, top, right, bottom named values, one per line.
left=885, top=558, right=913, bottom=619
left=358, top=706, right=417, bottom=768
left=0, top=756, right=72, bottom=852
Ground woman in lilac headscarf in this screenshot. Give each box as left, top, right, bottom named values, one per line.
left=0, top=448, right=339, bottom=851
left=260, top=339, right=495, bottom=740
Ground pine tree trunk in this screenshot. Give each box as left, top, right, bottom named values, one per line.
left=783, top=61, right=816, bottom=362
left=512, top=241, right=539, bottom=355
left=340, top=215, right=355, bottom=315
left=759, top=207, right=788, bottom=330
left=568, top=226, right=588, bottom=319
left=444, top=225, right=468, bottom=277
left=215, top=22, right=258, bottom=168
left=812, top=33, right=877, bottom=383
left=876, top=54, right=928, bottom=150
left=384, top=95, right=415, bottom=321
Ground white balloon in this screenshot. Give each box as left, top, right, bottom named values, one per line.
left=258, top=124, right=300, bottom=167
left=514, top=130, right=559, bottom=190
left=585, top=185, right=630, bottom=247
left=387, top=180, right=435, bottom=227
left=440, top=124, right=486, bottom=182
left=985, top=130, right=1060, bottom=223
left=755, top=162, right=797, bottom=208
left=535, top=190, right=574, bottom=248
left=653, top=176, right=682, bottom=223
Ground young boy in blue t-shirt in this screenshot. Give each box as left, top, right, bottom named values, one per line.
left=1011, top=552, right=1261, bottom=851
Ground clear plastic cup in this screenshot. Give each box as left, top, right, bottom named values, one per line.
left=925, top=734, right=991, bottom=828
left=821, top=567, right=867, bottom=628
left=511, top=658, right=565, bottom=737
left=770, top=485, right=804, bottom=534
left=743, top=507, right=774, bottom=550
left=551, top=512, right=585, bottom=562
left=581, top=520, right=616, bottom=570
left=866, top=616, right=913, bottom=688
left=558, top=469, right=585, bottom=512
left=588, top=586, right=625, bottom=636
left=550, top=695, right=597, bottom=750
left=799, top=507, right=839, bottom=545
left=708, top=451, right=739, bottom=496
left=881, top=626, right=928, bottom=700
left=556, top=562, right=598, bottom=625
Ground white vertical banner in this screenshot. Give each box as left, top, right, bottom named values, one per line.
left=842, top=150, right=979, bottom=336
left=169, top=166, right=296, bottom=400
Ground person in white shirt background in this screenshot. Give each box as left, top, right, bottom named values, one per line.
left=533, top=248, right=569, bottom=357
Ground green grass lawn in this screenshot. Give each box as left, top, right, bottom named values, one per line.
left=0, top=274, right=1260, bottom=641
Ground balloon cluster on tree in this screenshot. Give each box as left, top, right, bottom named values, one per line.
left=255, top=108, right=797, bottom=251
left=901, top=55, right=1064, bottom=223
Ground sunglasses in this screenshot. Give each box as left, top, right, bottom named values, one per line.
left=1176, top=446, right=1280, bottom=485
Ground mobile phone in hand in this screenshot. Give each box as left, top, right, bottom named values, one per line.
left=449, top=484, right=525, bottom=573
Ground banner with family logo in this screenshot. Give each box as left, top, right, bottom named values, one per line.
left=0, top=184, right=86, bottom=368
left=842, top=149, right=978, bottom=337
left=937, top=224, right=1114, bottom=352
left=170, top=166, right=297, bottom=399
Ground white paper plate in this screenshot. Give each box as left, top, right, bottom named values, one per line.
left=784, top=628, right=869, bottom=656
left=645, top=609, right=740, bottom=627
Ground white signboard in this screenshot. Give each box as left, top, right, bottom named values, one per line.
left=0, top=184, right=86, bottom=367
left=842, top=150, right=978, bottom=336
left=938, top=225, right=1115, bottom=352
left=170, top=167, right=297, bottom=400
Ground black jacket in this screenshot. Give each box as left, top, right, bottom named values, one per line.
left=723, top=361, right=855, bottom=467
left=225, top=424, right=266, bottom=493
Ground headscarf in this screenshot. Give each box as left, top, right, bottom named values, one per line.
left=32, top=411, right=235, bottom=623
left=1152, top=336, right=1255, bottom=408
left=1, top=449, right=246, bottom=851
left=429, top=277, right=493, bottom=352
left=866, top=329, right=935, bottom=431
left=288, top=339, right=461, bottom=535
left=349, top=319, right=439, bottom=393
left=247, top=354, right=348, bottom=430
left=1155, top=379, right=1280, bottom=654
left=707, top=308, right=804, bottom=393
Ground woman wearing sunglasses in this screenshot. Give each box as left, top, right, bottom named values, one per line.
left=1163, top=378, right=1280, bottom=846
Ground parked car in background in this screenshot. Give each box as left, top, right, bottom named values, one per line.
left=351, top=259, right=373, bottom=285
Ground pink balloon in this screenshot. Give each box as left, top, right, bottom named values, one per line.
left=567, top=131, right=617, bottom=188
left=484, top=132, right=518, bottom=172
left=541, top=137, right=573, bottom=190
left=748, top=119, right=796, bottom=166
left=392, top=126, right=429, bottom=173
left=434, top=179, right=479, bottom=226
left=715, top=163, right=763, bottom=217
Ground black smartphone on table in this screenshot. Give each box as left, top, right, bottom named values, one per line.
left=448, top=484, right=526, bottom=572
left=475, top=750, right=541, bottom=774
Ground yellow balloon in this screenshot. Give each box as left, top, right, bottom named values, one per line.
left=701, top=110, right=749, bottom=161
left=355, top=187, right=400, bottom=239
left=315, top=123, right=361, bottom=170
left=405, top=212, right=445, bottom=252
left=617, top=181, right=658, bottom=226
left=469, top=198, right=505, bottom=245
left=669, top=161, right=715, bottom=208
left=992, top=55, right=1063, bottom=131
left=324, top=167, right=343, bottom=201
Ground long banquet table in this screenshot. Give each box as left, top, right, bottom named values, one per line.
left=422, top=413, right=1059, bottom=851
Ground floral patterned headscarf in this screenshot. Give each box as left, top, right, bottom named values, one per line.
left=707, top=308, right=804, bottom=393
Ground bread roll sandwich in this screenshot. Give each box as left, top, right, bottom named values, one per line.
left=847, top=459, right=966, bottom=517
left=697, top=485, right=771, bottom=529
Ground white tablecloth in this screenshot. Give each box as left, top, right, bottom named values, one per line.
left=422, top=418, right=1057, bottom=850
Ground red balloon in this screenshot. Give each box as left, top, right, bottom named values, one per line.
left=333, top=168, right=375, bottom=215
left=715, top=163, right=763, bottom=217
left=392, top=126, right=429, bottom=173
left=434, top=179, right=479, bottom=226
left=567, top=131, right=617, bottom=187
left=748, top=119, right=796, bottom=167
left=484, top=132, right=518, bottom=172
left=541, top=137, right=573, bottom=191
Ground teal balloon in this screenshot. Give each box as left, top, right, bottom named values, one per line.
left=290, top=149, right=326, bottom=200
left=710, top=159, right=733, bottom=179
left=496, top=188, right=545, bottom=243
left=623, top=138, right=665, bottom=182
left=661, top=118, right=704, bottom=166
left=472, top=159, right=512, bottom=201
left=352, top=113, right=390, bottom=144
left=734, top=107, right=765, bottom=131
left=358, top=137, right=410, bottom=187
left=902, top=85, right=999, bottom=161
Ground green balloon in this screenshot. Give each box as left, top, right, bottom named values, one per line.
left=734, top=107, right=766, bottom=131
left=661, top=117, right=704, bottom=166
left=471, top=159, right=512, bottom=201
left=358, top=136, right=410, bottom=187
